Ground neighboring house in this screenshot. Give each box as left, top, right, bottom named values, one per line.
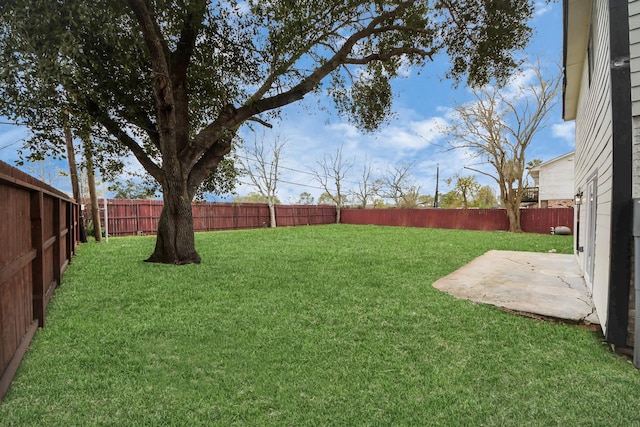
left=563, top=0, right=635, bottom=357
left=528, top=151, right=575, bottom=208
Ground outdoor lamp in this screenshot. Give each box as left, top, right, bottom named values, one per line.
left=574, top=192, right=583, bottom=206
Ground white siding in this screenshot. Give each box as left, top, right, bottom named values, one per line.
left=538, top=154, right=575, bottom=201
left=631, top=0, right=640, bottom=117
left=574, top=0, right=613, bottom=333
left=631, top=0, right=640, bottom=198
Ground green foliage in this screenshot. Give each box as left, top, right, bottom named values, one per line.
left=417, top=194, right=435, bottom=207
left=443, top=0, right=534, bottom=87
left=475, top=185, right=500, bottom=208
left=194, top=156, right=239, bottom=201
left=318, top=192, right=349, bottom=206
left=0, top=0, right=536, bottom=256
left=109, top=179, right=158, bottom=200
left=526, top=159, right=543, bottom=170
left=443, top=174, right=481, bottom=209
left=4, top=227, right=640, bottom=425
left=336, top=64, right=394, bottom=132
left=440, top=177, right=499, bottom=209
left=0, top=0, right=535, bottom=165
left=397, top=186, right=421, bottom=208
left=297, top=192, right=314, bottom=205
left=438, top=189, right=463, bottom=209
left=318, top=192, right=336, bottom=205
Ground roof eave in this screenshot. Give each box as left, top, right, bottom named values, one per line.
left=563, top=0, right=592, bottom=121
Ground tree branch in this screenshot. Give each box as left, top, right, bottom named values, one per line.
left=246, top=117, right=273, bottom=128
left=127, top=0, right=178, bottom=155
left=170, top=3, right=206, bottom=77
left=344, top=47, right=437, bottom=64
left=86, top=100, right=163, bottom=181
left=463, top=166, right=498, bottom=184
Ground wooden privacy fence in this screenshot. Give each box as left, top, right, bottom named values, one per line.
left=0, top=161, right=78, bottom=401
left=103, top=200, right=573, bottom=236
left=341, top=207, right=574, bottom=234
left=100, top=199, right=337, bottom=236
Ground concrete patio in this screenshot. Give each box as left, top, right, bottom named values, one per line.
left=432, top=250, right=599, bottom=325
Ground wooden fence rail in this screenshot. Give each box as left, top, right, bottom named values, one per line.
left=99, top=200, right=337, bottom=236
left=341, top=207, right=574, bottom=234
left=102, top=200, right=573, bottom=237
left=0, top=161, right=78, bottom=401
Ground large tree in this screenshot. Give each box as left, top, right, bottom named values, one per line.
left=446, top=63, right=560, bottom=231
left=0, top=0, right=534, bottom=263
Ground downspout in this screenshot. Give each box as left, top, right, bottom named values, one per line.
left=634, top=199, right=640, bottom=368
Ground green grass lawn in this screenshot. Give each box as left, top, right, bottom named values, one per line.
left=2, top=225, right=639, bottom=426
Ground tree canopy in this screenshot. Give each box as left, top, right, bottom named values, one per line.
left=0, top=0, right=535, bottom=263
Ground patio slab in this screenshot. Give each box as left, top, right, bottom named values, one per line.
left=432, top=250, right=599, bottom=325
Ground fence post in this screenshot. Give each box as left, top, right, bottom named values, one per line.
left=53, top=198, right=62, bottom=289
left=30, top=191, right=46, bottom=328
left=66, top=201, right=74, bottom=260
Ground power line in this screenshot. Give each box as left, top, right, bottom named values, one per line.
left=238, top=179, right=324, bottom=191
left=278, top=179, right=324, bottom=190
left=236, top=152, right=316, bottom=177
left=236, top=152, right=364, bottom=186
left=0, top=138, right=25, bottom=151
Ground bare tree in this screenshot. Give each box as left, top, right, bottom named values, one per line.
left=351, top=157, right=378, bottom=208
left=447, top=63, right=560, bottom=231
left=238, top=134, right=286, bottom=228
left=312, top=145, right=353, bottom=223
left=377, top=162, right=420, bottom=208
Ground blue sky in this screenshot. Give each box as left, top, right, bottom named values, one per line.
left=0, top=2, right=573, bottom=203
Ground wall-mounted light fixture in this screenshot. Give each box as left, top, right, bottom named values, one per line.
left=574, top=191, right=583, bottom=206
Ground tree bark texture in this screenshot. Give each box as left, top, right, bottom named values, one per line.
left=146, top=178, right=200, bottom=264
left=64, top=124, right=87, bottom=243
left=268, top=200, right=276, bottom=228
left=83, top=143, right=102, bottom=242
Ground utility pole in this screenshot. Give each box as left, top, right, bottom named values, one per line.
left=433, top=163, right=439, bottom=208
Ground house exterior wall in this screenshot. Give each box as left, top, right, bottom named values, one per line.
left=538, top=153, right=575, bottom=203
left=631, top=0, right=640, bottom=198
left=574, top=0, right=614, bottom=333
left=629, top=0, right=640, bottom=349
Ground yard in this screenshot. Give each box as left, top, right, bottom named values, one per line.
left=1, top=225, right=639, bottom=425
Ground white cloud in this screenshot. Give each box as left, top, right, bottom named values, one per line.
left=551, top=122, right=575, bottom=145
left=409, top=117, right=448, bottom=144
left=326, top=122, right=361, bottom=141
left=534, top=1, right=553, bottom=17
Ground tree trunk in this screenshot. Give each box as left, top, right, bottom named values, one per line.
left=505, top=201, right=522, bottom=232
left=84, top=143, right=102, bottom=242
left=146, top=178, right=200, bottom=264
left=336, top=206, right=341, bottom=224
left=268, top=200, right=276, bottom=228
left=64, top=123, right=87, bottom=243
